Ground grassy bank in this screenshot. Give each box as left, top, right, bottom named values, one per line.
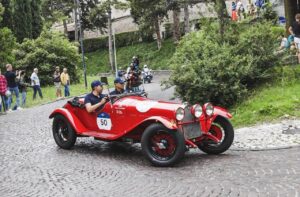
left=231, top=65, right=300, bottom=127
left=85, top=38, right=176, bottom=75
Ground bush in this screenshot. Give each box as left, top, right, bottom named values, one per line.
left=14, top=30, right=81, bottom=86
left=167, top=22, right=280, bottom=107
left=83, top=31, right=154, bottom=53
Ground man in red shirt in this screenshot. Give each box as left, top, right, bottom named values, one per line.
left=0, top=69, right=8, bottom=113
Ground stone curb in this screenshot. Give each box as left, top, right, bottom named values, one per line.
left=230, top=144, right=300, bottom=151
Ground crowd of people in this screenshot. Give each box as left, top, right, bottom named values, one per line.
left=0, top=64, right=71, bottom=115
left=231, top=0, right=267, bottom=21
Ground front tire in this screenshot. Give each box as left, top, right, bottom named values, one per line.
left=198, top=117, right=234, bottom=154
left=52, top=114, right=77, bottom=149
left=141, top=123, right=185, bottom=167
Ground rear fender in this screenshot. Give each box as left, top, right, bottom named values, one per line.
left=143, top=116, right=178, bottom=130
left=200, top=107, right=232, bottom=132
left=49, top=108, right=87, bottom=133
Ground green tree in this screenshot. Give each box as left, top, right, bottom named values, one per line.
left=0, top=27, right=16, bottom=66
left=129, top=0, right=167, bottom=50
left=13, top=0, right=33, bottom=42
left=41, top=0, right=74, bottom=35
left=14, top=30, right=81, bottom=85
left=31, top=0, right=43, bottom=39
left=0, top=0, right=13, bottom=29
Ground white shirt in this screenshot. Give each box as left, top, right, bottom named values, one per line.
left=237, top=2, right=243, bottom=10
left=280, top=38, right=287, bottom=48
left=31, top=72, right=40, bottom=86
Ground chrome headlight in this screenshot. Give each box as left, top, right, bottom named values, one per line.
left=192, top=104, right=202, bottom=118
left=175, top=107, right=185, bottom=121
left=205, top=103, right=214, bottom=116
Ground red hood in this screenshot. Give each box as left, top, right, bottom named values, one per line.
left=114, top=96, right=183, bottom=119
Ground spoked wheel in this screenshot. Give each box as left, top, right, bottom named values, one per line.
left=52, top=115, right=77, bottom=149
left=198, top=117, right=234, bottom=154
left=141, top=123, right=185, bottom=167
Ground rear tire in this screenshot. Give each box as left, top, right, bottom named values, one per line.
left=198, top=117, right=234, bottom=154
left=141, top=123, right=185, bottom=167
left=52, top=114, right=77, bottom=149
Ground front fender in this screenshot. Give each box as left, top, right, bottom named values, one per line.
left=200, top=106, right=232, bottom=132
left=49, top=108, right=88, bottom=133
left=143, top=116, right=178, bottom=130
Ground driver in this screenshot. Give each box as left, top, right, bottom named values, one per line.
left=84, top=80, right=108, bottom=113
left=110, top=78, right=126, bottom=95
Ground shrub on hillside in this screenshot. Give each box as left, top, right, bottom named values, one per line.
left=167, top=22, right=280, bottom=107
left=14, top=30, right=81, bottom=86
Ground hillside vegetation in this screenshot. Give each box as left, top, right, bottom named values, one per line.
left=85, top=38, right=176, bottom=75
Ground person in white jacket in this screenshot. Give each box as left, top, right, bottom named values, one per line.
left=30, top=68, right=43, bottom=100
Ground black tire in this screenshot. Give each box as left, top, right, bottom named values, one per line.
left=52, top=114, right=77, bottom=149
left=141, top=123, right=185, bottom=167
left=198, top=117, right=234, bottom=155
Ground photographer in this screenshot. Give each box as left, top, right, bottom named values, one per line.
left=18, top=70, right=30, bottom=107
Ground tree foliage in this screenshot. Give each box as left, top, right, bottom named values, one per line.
left=0, top=27, right=16, bottom=67
left=0, top=0, right=13, bottom=29
left=128, top=0, right=167, bottom=49
left=167, top=22, right=280, bottom=107
left=14, top=30, right=81, bottom=85
left=31, top=0, right=43, bottom=39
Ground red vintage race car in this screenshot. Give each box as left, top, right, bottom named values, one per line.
left=49, top=82, right=234, bottom=167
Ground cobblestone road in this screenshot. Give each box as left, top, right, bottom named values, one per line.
left=1, top=76, right=300, bottom=197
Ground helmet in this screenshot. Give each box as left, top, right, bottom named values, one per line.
left=132, top=56, right=136, bottom=60
left=144, top=65, right=148, bottom=68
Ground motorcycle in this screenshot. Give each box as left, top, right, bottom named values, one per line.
left=142, top=67, right=153, bottom=83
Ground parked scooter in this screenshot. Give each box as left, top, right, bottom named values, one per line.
left=142, top=65, right=153, bottom=83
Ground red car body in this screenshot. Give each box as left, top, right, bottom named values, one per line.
left=50, top=93, right=234, bottom=167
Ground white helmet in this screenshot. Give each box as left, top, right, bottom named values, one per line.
left=144, top=65, right=148, bottom=68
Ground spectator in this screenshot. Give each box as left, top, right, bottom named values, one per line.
left=60, top=68, right=70, bottom=97
left=0, top=69, right=8, bottom=113
left=18, top=70, right=29, bottom=107
left=4, top=64, right=21, bottom=111
left=289, top=13, right=300, bottom=63
left=231, top=1, right=238, bottom=21
left=31, top=68, right=43, bottom=100
left=53, top=66, right=62, bottom=98
left=278, top=34, right=288, bottom=51
left=236, top=0, right=245, bottom=21
left=255, top=0, right=264, bottom=17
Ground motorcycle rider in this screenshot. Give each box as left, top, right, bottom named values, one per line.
left=84, top=80, right=108, bottom=113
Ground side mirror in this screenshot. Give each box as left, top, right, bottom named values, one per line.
left=101, top=77, right=109, bottom=85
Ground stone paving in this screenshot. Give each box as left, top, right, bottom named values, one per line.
left=0, top=76, right=300, bottom=197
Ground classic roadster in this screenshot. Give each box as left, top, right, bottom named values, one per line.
left=49, top=80, right=234, bottom=167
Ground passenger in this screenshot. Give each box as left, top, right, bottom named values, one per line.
left=110, top=78, right=126, bottom=95
left=84, top=80, right=108, bottom=113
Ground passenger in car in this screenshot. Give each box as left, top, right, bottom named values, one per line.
left=110, top=78, right=126, bottom=95
left=84, top=80, right=108, bottom=113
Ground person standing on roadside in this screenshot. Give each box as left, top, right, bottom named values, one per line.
left=18, top=70, right=29, bottom=107
left=31, top=68, right=43, bottom=100
left=53, top=66, right=62, bottom=99
left=60, top=68, right=70, bottom=97
left=0, top=69, right=8, bottom=113
left=4, top=64, right=21, bottom=111
left=289, top=13, right=300, bottom=64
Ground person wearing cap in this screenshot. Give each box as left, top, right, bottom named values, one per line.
left=84, top=80, right=108, bottom=113
left=110, top=78, right=126, bottom=95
